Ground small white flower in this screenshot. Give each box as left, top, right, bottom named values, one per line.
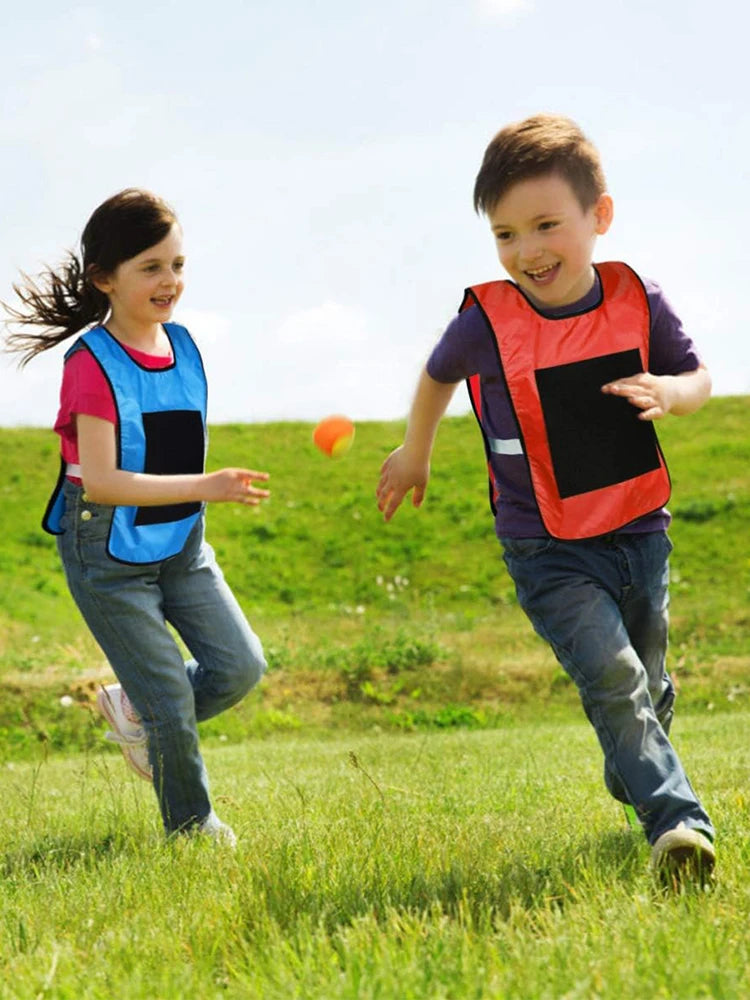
left=60, top=695, right=73, bottom=708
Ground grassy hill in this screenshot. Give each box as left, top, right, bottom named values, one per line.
left=0, top=396, right=747, bottom=759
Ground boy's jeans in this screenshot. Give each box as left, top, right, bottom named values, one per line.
left=57, top=480, right=267, bottom=834
left=501, top=531, right=713, bottom=845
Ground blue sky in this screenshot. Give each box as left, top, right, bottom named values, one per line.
left=1, top=0, right=747, bottom=427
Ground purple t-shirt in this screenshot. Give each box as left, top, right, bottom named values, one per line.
left=426, top=266, right=702, bottom=539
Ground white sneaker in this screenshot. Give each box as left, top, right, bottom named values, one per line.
left=650, top=821, right=715, bottom=887
left=199, top=811, right=237, bottom=849
left=96, top=683, right=152, bottom=781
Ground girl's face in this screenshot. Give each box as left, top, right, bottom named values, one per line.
left=94, top=225, right=185, bottom=337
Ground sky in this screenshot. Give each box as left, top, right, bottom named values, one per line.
left=1, top=0, right=747, bottom=429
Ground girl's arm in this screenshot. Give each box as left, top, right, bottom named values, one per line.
left=376, top=367, right=459, bottom=521
left=77, top=414, right=270, bottom=506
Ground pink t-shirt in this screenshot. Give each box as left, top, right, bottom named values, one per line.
left=54, top=342, right=173, bottom=478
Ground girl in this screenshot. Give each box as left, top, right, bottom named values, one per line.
left=4, top=189, right=270, bottom=845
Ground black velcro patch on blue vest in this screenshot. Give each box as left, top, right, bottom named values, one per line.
left=134, top=409, right=204, bottom=526
left=535, top=349, right=661, bottom=499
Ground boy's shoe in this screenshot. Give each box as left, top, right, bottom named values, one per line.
left=199, top=811, right=238, bottom=849
left=96, top=683, right=152, bottom=782
left=650, top=822, right=715, bottom=888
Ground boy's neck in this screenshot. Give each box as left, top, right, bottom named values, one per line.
left=522, top=267, right=601, bottom=317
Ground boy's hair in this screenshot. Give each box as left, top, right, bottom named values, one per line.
left=3, top=188, right=178, bottom=365
left=473, top=113, right=607, bottom=216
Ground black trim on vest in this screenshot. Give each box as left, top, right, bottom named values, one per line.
left=41, top=457, right=67, bottom=535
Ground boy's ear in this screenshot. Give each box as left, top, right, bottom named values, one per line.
left=594, top=193, right=614, bottom=235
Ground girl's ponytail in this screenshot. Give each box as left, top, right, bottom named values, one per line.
left=3, top=253, right=110, bottom=366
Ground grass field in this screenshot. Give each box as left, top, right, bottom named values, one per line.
left=2, top=714, right=750, bottom=999
left=0, top=397, right=748, bottom=997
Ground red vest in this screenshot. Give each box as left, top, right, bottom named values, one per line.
left=464, top=262, right=671, bottom=540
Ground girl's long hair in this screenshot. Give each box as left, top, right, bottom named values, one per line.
left=3, top=188, right=178, bottom=366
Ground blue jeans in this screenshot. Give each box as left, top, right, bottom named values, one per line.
left=501, top=531, right=713, bottom=845
left=57, top=480, right=267, bottom=834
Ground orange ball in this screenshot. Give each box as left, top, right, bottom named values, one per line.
left=312, top=415, right=355, bottom=457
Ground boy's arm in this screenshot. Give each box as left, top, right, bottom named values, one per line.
left=376, top=367, right=459, bottom=521
left=601, top=364, right=711, bottom=421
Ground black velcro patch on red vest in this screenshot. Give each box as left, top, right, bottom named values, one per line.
left=535, top=349, right=661, bottom=499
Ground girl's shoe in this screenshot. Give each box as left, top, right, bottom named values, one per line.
left=199, top=811, right=238, bottom=849
left=96, top=683, right=152, bottom=781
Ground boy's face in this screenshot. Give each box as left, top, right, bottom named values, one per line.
left=488, top=173, right=613, bottom=309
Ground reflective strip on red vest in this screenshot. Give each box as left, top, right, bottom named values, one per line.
left=463, top=261, right=671, bottom=540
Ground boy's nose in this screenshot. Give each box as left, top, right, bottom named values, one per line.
left=518, top=238, right=543, bottom=265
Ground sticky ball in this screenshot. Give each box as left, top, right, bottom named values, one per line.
left=313, top=415, right=355, bottom=457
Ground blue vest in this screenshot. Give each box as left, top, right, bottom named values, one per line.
left=44, top=323, right=208, bottom=564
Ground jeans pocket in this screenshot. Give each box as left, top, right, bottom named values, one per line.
left=501, top=537, right=556, bottom=560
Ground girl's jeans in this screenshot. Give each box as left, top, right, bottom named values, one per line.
left=501, top=531, right=713, bottom=845
left=57, top=480, right=267, bottom=834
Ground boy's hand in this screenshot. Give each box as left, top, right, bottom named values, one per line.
left=376, top=446, right=429, bottom=521
left=601, top=372, right=676, bottom=421
left=602, top=365, right=711, bottom=421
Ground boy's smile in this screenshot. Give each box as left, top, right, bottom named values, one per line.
left=488, top=173, right=613, bottom=309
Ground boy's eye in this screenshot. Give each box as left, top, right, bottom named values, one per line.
left=495, top=231, right=513, bottom=242
left=539, top=220, right=558, bottom=231
left=173, top=261, right=185, bottom=272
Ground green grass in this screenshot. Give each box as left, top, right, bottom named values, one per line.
left=1, top=712, right=749, bottom=999
left=0, top=397, right=748, bottom=758
left=0, top=399, right=748, bottom=997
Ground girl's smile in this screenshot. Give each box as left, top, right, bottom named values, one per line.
left=92, top=224, right=185, bottom=347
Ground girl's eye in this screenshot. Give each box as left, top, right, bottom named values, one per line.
left=496, top=231, right=512, bottom=242
left=173, top=261, right=185, bottom=272
left=539, top=221, right=558, bottom=231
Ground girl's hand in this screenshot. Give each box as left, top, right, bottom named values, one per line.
left=376, top=446, right=429, bottom=522
left=204, top=468, right=270, bottom=505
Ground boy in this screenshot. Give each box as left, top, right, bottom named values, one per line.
left=376, top=114, right=715, bottom=885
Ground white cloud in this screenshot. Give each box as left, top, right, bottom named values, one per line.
left=477, top=0, right=533, bottom=18
left=175, top=307, right=231, bottom=347
left=274, top=301, right=370, bottom=349
left=0, top=347, right=65, bottom=428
